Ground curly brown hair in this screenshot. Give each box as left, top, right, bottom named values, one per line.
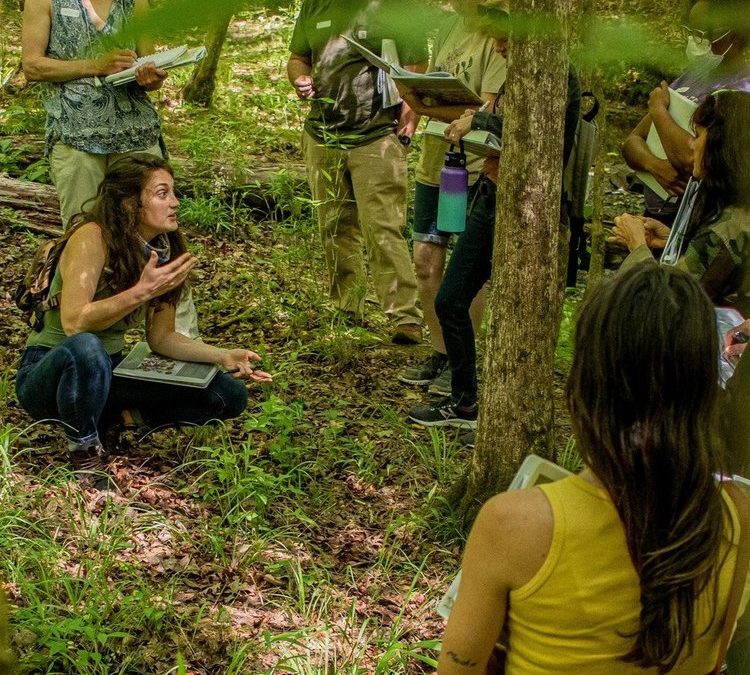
left=68, top=153, right=188, bottom=319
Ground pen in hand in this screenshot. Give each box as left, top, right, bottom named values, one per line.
left=477, top=100, right=490, bottom=113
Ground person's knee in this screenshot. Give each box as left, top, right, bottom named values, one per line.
left=435, top=284, right=470, bottom=324
left=62, top=333, right=111, bottom=379
left=414, top=243, right=445, bottom=283
left=214, top=376, right=249, bottom=420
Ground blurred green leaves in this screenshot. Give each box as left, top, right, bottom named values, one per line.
left=108, top=0, right=749, bottom=80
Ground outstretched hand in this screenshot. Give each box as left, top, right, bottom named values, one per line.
left=138, top=251, right=197, bottom=301
left=221, top=349, right=273, bottom=382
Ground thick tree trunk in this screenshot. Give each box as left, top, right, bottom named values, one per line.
left=0, top=175, right=62, bottom=234
left=455, top=0, right=573, bottom=522
left=182, top=14, right=232, bottom=106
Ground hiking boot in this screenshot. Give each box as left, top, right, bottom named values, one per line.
left=392, top=323, right=423, bottom=345
left=428, top=367, right=452, bottom=396
left=459, top=429, right=476, bottom=448
left=407, top=396, right=477, bottom=429
left=70, top=443, right=114, bottom=490
left=399, top=352, right=448, bottom=385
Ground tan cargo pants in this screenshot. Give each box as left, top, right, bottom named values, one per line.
left=302, top=131, right=422, bottom=326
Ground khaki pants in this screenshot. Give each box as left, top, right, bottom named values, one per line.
left=49, top=142, right=200, bottom=338
left=49, top=142, right=164, bottom=229
left=302, top=131, right=421, bottom=326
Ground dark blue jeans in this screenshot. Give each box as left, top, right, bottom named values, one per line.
left=435, top=176, right=497, bottom=407
left=16, top=333, right=249, bottom=444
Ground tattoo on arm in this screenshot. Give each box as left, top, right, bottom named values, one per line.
left=447, top=650, right=478, bottom=667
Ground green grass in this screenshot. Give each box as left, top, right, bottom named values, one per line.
left=0, top=4, right=614, bottom=671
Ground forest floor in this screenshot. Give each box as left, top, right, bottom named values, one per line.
left=1, top=4, right=660, bottom=673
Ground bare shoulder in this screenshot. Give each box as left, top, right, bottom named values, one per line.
left=475, top=488, right=554, bottom=589
left=68, top=221, right=105, bottom=244
left=62, top=222, right=107, bottom=262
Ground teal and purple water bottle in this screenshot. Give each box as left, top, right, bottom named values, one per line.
left=437, top=144, right=468, bottom=234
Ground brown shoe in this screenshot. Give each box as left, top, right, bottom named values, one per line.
left=392, top=323, right=423, bottom=345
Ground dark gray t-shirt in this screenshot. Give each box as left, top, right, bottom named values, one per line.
left=290, top=0, right=429, bottom=146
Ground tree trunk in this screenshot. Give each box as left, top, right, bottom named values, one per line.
left=584, top=79, right=607, bottom=294
left=582, top=0, right=613, bottom=295
left=455, top=0, right=573, bottom=523
left=0, top=175, right=62, bottom=234
left=182, top=14, right=232, bottom=106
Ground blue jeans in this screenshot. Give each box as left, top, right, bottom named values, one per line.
left=16, top=333, right=249, bottom=444
left=435, top=176, right=497, bottom=407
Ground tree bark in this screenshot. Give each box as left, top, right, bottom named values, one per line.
left=0, top=175, right=62, bottom=234
left=584, top=80, right=607, bottom=294
left=455, top=0, right=573, bottom=523
left=582, top=0, right=613, bottom=295
left=182, top=14, right=232, bottom=106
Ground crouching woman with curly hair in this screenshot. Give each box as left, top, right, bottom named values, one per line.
left=15, top=153, right=272, bottom=469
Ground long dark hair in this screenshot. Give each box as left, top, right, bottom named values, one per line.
left=68, top=153, right=187, bottom=311
left=686, top=89, right=750, bottom=240
left=567, top=262, right=727, bottom=673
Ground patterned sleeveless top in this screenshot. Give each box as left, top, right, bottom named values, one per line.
left=44, top=0, right=161, bottom=156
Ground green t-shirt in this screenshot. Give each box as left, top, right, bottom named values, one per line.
left=25, top=264, right=144, bottom=355
left=415, top=15, right=506, bottom=187
left=290, top=0, right=429, bottom=146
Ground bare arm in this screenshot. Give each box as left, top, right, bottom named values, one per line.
left=22, top=0, right=137, bottom=82
left=397, top=61, right=427, bottom=138
left=146, top=301, right=273, bottom=382
left=648, top=81, right=694, bottom=173
left=398, top=89, right=495, bottom=123
left=438, top=489, right=553, bottom=675
left=287, top=52, right=314, bottom=99
left=59, top=223, right=195, bottom=335
left=621, top=113, right=688, bottom=198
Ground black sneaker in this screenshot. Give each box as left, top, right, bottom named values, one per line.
left=399, top=352, right=448, bottom=385
left=407, top=396, right=477, bottom=429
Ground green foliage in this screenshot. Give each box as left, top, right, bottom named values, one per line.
left=0, top=138, right=49, bottom=182
left=554, top=289, right=582, bottom=369
left=178, top=192, right=255, bottom=234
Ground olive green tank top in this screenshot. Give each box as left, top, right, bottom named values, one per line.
left=25, top=264, right=144, bottom=355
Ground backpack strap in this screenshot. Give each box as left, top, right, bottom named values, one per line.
left=580, top=91, right=599, bottom=123
left=712, top=481, right=750, bottom=674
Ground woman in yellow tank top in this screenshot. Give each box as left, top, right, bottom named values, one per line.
left=438, top=262, right=746, bottom=674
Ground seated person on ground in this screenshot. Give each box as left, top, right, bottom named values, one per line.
left=438, top=262, right=749, bottom=674
left=15, top=154, right=272, bottom=471
left=613, top=89, right=750, bottom=316
left=621, top=0, right=750, bottom=225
